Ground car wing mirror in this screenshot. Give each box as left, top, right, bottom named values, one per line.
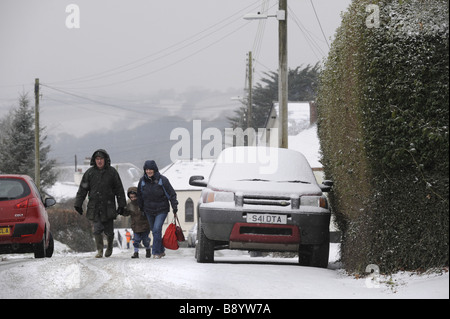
left=320, top=180, right=333, bottom=192
left=44, top=197, right=57, bottom=208
left=189, top=175, right=207, bottom=187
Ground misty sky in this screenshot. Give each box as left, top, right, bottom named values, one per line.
left=0, top=0, right=351, bottom=137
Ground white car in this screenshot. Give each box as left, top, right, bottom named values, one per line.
left=189, top=147, right=333, bottom=268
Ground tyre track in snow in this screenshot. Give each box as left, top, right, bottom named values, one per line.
left=1, top=254, right=87, bottom=298
left=67, top=256, right=113, bottom=298
left=67, top=249, right=224, bottom=299
left=0, top=250, right=196, bottom=299
left=67, top=251, right=162, bottom=299
left=4, top=245, right=446, bottom=299
left=0, top=257, right=36, bottom=298
left=81, top=250, right=197, bottom=299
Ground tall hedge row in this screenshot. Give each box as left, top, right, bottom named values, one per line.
left=317, top=0, right=449, bottom=273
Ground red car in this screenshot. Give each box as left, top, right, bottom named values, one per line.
left=0, top=175, right=56, bottom=258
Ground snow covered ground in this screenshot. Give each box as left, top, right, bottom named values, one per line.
left=35, top=128, right=447, bottom=301
left=0, top=241, right=447, bottom=299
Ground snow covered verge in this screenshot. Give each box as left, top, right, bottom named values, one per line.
left=0, top=241, right=447, bottom=299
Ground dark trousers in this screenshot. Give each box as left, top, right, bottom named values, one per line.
left=93, top=219, right=114, bottom=237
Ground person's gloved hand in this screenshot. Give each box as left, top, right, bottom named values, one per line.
left=117, top=207, right=124, bottom=215
left=173, top=207, right=178, bottom=215
left=74, top=206, right=83, bottom=215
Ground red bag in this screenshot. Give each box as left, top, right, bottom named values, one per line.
left=163, top=222, right=179, bottom=250
left=175, top=215, right=185, bottom=242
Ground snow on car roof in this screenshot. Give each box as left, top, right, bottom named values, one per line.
left=206, top=147, right=321, bottom=196
left=211, top=146, right=317, bottom=183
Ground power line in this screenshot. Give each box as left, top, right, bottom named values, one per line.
left=41, top=84, right=139, bottom=112
left=47, top=0, right=263, bottom=88
left=309, top=0, right=330, bottom=49
left=40, top=83, right=239, bottom=121
left=288, top=7, right=326, bottom=61
left=252, top=0, right=272, bottom=62
left=80, top=22, right=252, bottom=90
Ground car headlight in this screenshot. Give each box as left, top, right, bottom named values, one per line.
left=203, top=190, right=234, bottom=203
left=300, top=196, right=328, bottom=208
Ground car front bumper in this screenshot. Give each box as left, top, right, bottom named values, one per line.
left=199, top=204, right=330, bottom=251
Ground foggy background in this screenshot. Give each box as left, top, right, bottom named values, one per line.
left=0, top=0, right=351, bottom=168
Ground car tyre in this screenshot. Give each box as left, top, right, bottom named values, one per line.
left=34, top=234, right=46, bottom=258
left=196, top=220, right=215, bottom=263
left=298, top=233, right=330, bottom=268
left=310, top=239, right=329, bottom=268
left=45, top=232, right=54, bottom=258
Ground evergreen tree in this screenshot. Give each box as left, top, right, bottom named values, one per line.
left=0, top=93, right=57, bottom=190
left=228, top=64, right=320, bottom=130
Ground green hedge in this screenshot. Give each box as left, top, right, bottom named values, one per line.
left=317, top=0, right=449, bottom=273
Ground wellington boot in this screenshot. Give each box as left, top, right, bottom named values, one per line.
left=104, top=236, right=114, bottom=257
left=145, top=249, right=151, bottom=258
left=94, top=234, right=103, bottom=258
left=131, top=252, right=139, bottom=259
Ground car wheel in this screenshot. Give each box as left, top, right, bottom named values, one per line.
left=196, top=220, right=215, bottom=263
left=310, top=239, right=329, bottom=268
left=34, top=234, right=46, bottom=258
left=298, top=233, right=330, bottom=268
left=298, top=245, right=312, bottom=266
left=45, top=232, right=54, bottom=258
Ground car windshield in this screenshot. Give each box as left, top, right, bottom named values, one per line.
left=209, top=147, right=317, bottom=185
left=238, top=178, right=311, bottom=184
left=0, top=178, right=31, bottom=201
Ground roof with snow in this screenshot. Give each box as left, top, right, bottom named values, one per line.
left=264, top=101, right=322, bottom=168
left=288, top=124, right=321, bottom=168
left=266, top=102, right=314, bottom=135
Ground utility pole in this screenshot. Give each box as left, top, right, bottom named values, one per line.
left=34, top=78, right=40, bottom=189
left=247, top=51, right=253, bottom=130
left=243, top=1, right=288, bottom=148
left=279, top=0, right=288, bottom=148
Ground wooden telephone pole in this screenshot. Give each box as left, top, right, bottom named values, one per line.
left=243, top=1, right=288, bottom=148
left=247, top=51, right=253, bottom=129
left=34, top=78, right=40, bottom=189
left=279, top=0, right=288, bottom=148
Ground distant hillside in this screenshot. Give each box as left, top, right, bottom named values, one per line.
left=48, top=115, right=231, bottom=169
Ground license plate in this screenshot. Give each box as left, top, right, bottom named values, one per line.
left=0, top=227, right=11, bottom=236
left=247, top=213, right=287, bottom=224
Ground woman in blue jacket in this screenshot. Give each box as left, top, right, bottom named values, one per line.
left=137, top=160, right=178, bottom=258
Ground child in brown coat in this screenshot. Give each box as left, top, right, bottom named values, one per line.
left=123, top=187, right=151, bottom=258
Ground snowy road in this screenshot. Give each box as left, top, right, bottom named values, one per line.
left=0, top=242, right=448, bottom=299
